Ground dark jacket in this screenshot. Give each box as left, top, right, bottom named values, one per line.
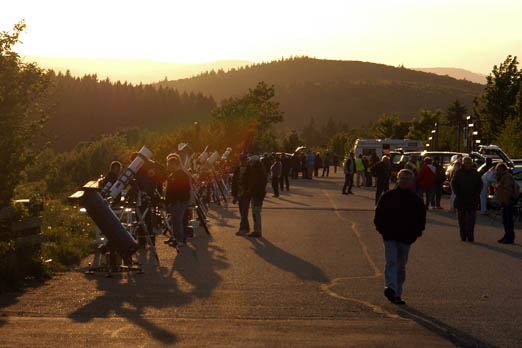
left=371, top=161, right=391, bottom=184
left=374, top=187, right=426, bottom=244
left=165, top=169, right=191, bottom=204
left=231, top=164, right=249, bottom=198
left=247, top=162, right=267, bottom=200
left=271, top=161, right=282, bottom=178
left=434, top=164, right=446, bottom=185
left=451, top=168, right=482, bottom=210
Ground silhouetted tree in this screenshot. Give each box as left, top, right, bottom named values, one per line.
left=0, top=22, right=51, bottom=206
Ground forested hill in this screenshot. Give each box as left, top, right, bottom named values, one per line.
left=44, top=71, right=216, bottom=150
left=156, top=57, right=484, bottom=129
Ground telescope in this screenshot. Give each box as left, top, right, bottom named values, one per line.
left=70, top=146, right=154, bottom=263
left=221, top=147, right=232, bottom=161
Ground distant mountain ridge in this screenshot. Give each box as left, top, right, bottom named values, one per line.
left=157, top=57, right=485, bottom=129
left=412, top=67, right=486, bottom=84
left=22, top=56, right=251, bottom=84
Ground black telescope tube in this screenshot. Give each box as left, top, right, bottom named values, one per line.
left=82, top=190, right=138, bottom=260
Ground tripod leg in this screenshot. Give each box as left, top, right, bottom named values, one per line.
left=196, top=204, right=211, bottom=235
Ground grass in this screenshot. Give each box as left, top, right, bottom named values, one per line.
left=41, top=199, right=96, bottom=273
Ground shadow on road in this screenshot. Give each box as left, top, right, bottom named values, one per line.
left=67, top=233, right=227, bottom=345
left=0, top=279, right=45, bottom=327
left=247, top=237, right=329, bottom=283
left=472, top=242, right=522, bottom=260
left=396, top=306, right=499, bottom=348
left=274, top=197, right=310, bottom=206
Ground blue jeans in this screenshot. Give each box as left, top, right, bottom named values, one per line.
left=238, top=196, right=251, bottom=232
left=502, top=203, right=515, bottom=242
left=170, top=202, right=187, bottom=243
left=384, top=240, right=411, bottom=297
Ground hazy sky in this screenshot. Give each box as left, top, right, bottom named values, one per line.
left=2, top=0, right=521, bottom=74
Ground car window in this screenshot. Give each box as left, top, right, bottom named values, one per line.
left=513, top=171, right=522, bottom=181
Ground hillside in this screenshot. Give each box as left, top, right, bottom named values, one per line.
left=413, top=67, right=486, bottom=84
left=157, top=57, right=485, bottom=129
left=23, top=56, right=251, bottom=84
left=42, top=71, right=216, bottom=151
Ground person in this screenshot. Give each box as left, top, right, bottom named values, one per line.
left=290, top=154, right=299, bottom=179
left=449, top=155, right=463, bottom=213
left=246, top=156, right=267, bottom=238
left=372, top=155, right=391, bottom=204
left=101, top=161, right=122, bottom=188
left=405, top=155, right=421, bottom=175
left=333, top=154, right=340, bottom=173
left=306, top=151, right=315, bottom=179
left=271, top=156, right=282, bottom=197
left=342, top=152, right=355, bottom=195
left=431, top=158, right=445, bottom=209
left=451, top=157, right=482, bottom=242
left=417, top=157, right=437, bottom=210
left=480, top=166, right=497, bottom=215
left=478, top=157, right=494, bottom=215
left=262, top=153, right=272, bottom=176
left=280, top=154, right=290, bottom=191
left=496, top=163, right=518, bottom=244
left=232, top=154, right=251, bottom=235
left=322, top=151, right=331, bottom=177
left=355, top=154, right=366, bottom=187
left=300, top=152, right=307, bottom=179
left=370, top=153, right=380, bottom=187
left=165, top=154, right=191, bottom=246
left=374, top=169, right=426, bottom=305
left=314, top=152, right=322, bottom=177
left=479, top=157, right=494, bottom=177
left=364, top=155, right=372, bottom=187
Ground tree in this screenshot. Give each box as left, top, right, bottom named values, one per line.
left=282, top=130, right=302, bottom=153
left=495, top=118, right=522, bottom=158
left=212, top=81, right=284, bottom=153
left=301, top=117, right=327, bottom=148
left=446, top=100, right=467, bottom=152
left=328, top=132, right=350, bottom=157
left=406, top=109, right=441, bottom=143
left=474, top=55, right=522, bottom=143
left=0, top=22, right=51, bottom=206
left=372, top=113, right=410, bottom=139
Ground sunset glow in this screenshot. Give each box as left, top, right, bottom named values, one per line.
left=2, top=0, right=522, bottom=74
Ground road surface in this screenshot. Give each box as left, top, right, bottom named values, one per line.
left=1, top=171, right=521, bottom=347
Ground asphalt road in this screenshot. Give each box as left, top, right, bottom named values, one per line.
left=1, top=171, right=522, bottom=348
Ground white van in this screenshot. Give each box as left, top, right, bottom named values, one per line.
left=353, top=139, right=424, bottom=158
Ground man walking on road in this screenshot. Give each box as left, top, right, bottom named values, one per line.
left=374, top=169, right=426, bottom=305
left=342, top=152, right=355, bottom=195
left=417, top=157, right=437, bottom=210
left=271, top=156, right=282, bottom=198
left=232, top=154, right=251, bottom=235
left=306, top=151, right=315, bottom=179
left=246, top=156, right=267, bottom=238
left=371, top=155, right=391, bottom=204
left=355, top=154, right=366, bottom=187
left=496, top=163, right=518, bottom=244
left=280, top=154, right=290, bottom=192
left=322, top=151, right=331, bottom=177
left=451, top=157, right=482, bottom=242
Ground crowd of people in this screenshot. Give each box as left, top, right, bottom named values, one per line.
left=101, top=146, right=519, bottom=306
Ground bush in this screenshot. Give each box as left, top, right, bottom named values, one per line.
left=41, top=200, right=96, bottom=273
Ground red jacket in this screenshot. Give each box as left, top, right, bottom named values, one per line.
left=417, top=164, right=436, bottom=189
